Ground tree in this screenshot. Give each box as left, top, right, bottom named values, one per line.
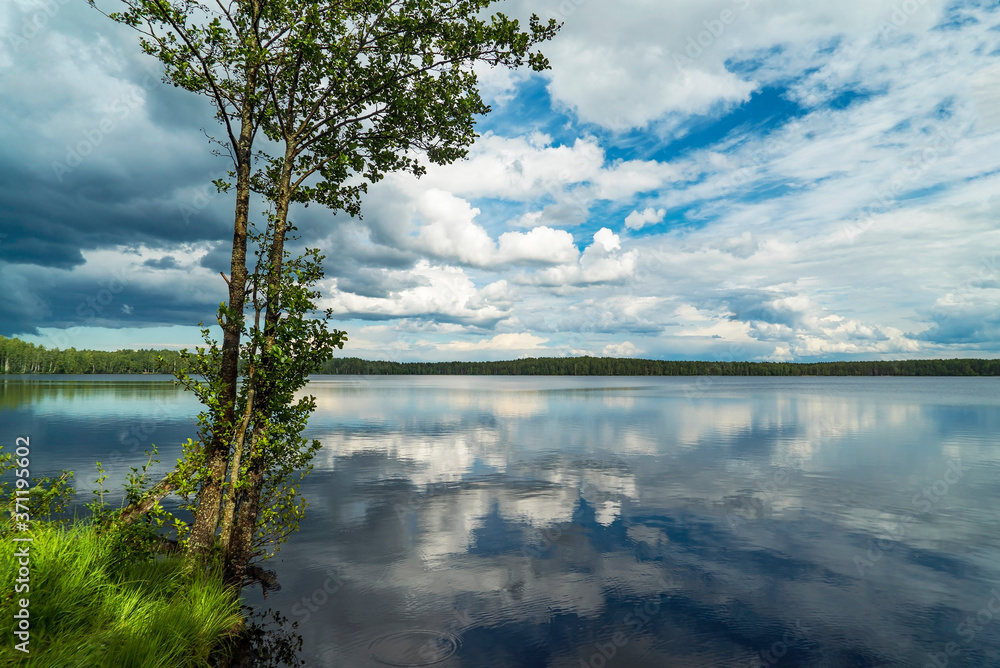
left=222, top=0, right=558, bottom=579
left=93, top=0, right=558, bottom=583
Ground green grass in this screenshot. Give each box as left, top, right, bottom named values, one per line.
left=0, top=521, right=243, bottom=667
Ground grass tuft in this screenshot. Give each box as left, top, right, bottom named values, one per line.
left=0, top=521, right=242, bottom=667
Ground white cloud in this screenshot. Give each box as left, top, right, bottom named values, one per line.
left=592, top=161, right=680, bottom=201
left=399, top=133, right=605, bottom=202
left=971, top=62, right=1000, bottom=134
left=592, top=228, right=620, bottom=253
left=385, top=133, right=680, bottom=235
left=413, top=189, right=495, bottom=266
left=439, top=332, right=549, bottom=352
left=411, top=189, right=580, bottom=267
left=530, top=229, right=638, bottom=287
left=471, top=61, right=527, bottom=108
left=602, top=342, right=638, bottom=357
left=624, top=207, right=666, bottom=231
left=508, top=0, right=949, bottom=129
left=496, top=226, right=579, bottom=265
left=324, top=261, right=514, bottom=326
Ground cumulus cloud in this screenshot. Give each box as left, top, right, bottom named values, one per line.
left=530, top=229, right=638, bottom=287
left=413, top=189, right=495, bottom=266
left=411, top=189, right=580, bottom=267
left=496, top=227, right=578, bottom=265
left=323, top=261, right=514, bottom=327
left=916, top=293, right=1000, bottom=345
left=602, top=342, right=638, bottom=357
left=401, top=133, right=605, bottom=202
left=624, top=207, right=666, bottom=231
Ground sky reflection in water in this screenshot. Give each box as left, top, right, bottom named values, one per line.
left=3, top=376, right=1000, bottom=667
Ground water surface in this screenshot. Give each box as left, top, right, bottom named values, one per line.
left=3, top=375, right=999, bottom=667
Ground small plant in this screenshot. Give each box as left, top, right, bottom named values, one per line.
left=0, top=443, right=75, bottom=537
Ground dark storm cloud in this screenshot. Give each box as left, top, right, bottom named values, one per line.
left=143, top=256, right=179, bottom=270
left=0, top=1, right=246, bottom=335
left=196, top=244, right=235, bottom=274
left=43, top=280, right=221, bottom=333
left=1, top=0, right=507, bottom=341
left=0, top=147, right=234, bottom=334
left=0, top=158, right=232, bottom=267
left=334, top=268, right=431, bottom=299
left=0, top=268, right=225, bottom=336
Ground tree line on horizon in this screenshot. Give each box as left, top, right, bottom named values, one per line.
left=318, top=356, right=1000, bottom=376
left=0, top=335, right=185, bottom=375
left=2, top=336, right=998, bottom=376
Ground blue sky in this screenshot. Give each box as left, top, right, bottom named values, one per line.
left=1, top=0, right=999, bottom=362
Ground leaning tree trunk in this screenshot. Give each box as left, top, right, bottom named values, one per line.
left=223, top=156, right=293, bottom=583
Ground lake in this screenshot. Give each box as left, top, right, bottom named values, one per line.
left=3, top=375, right=1000, bottom=667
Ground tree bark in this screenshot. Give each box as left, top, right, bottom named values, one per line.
left=116, top=470, right=181, bottom=525
left=219, top=382, right=255, bottom=554
left=224, top=153, right=294, bottom=583
left=187, top=92, right=256, bottom=556
left=224, top=455, right=266, bottom=585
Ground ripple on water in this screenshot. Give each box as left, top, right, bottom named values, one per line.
left=368, top=630, right=460, bottom=666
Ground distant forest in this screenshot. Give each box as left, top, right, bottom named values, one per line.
left=318, top=356, right=1000, bottom=376
left=2, top=335, right=998, bottom=376
left=0, top=335, right=185, bottom=374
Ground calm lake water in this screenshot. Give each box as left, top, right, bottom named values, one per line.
left=3, top=375, right=1000, bottom=667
